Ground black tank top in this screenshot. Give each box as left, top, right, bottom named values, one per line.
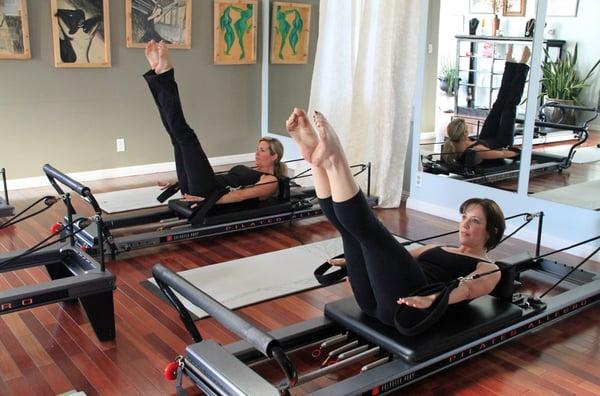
left=417, top=246, right=481, bottom=283
left=215, top=165, right=265, bottom=189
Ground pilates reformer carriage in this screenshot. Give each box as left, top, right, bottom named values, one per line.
left=422, top=102, right=599, bottom=185
left=42, top=162, right=376, bottom=258
left=152, top=212, right=600, bottom=395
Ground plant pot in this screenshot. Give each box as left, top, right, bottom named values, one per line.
left=543, top=97, right=576, bottom=125
left=438, top=77, right=459, bottom=96
left=438, top=77, right=449, bottom=93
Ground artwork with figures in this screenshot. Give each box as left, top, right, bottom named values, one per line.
left=126, top=0, right=192, bottom=49
left=421, top=0, right=600, bottom=211
left=213, top=0, right=257, bottom=64
left=0, top=0, right=30, bottom=59
left=270, top=2, right=311, bottom=64
left=50, top=0, right=111, bottom=68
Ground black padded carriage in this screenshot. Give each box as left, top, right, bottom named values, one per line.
left=324, top=295, right=523, bottom=363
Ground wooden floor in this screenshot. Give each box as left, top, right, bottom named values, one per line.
left=1, top=174, right=599, bottom=395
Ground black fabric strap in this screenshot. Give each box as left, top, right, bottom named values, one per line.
left=314, top=253, right=348, bottom=286
left=189, top=188, right=229, bottom=224
left=157, top=183, right=181, bottom=203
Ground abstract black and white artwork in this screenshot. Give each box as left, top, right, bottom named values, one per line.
left=0, top=0, right=30, bottom=59
left=126, top=0, right=192, bottom=49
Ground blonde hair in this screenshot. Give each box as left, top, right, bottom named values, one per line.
left=259, top=137, right=288, bottom=178
left=441, top=118, right=467, bottom=164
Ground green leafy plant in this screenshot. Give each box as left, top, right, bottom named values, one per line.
left=540, top=46, right=600, bottom=103
left=438, top=62, right=459, bottom=96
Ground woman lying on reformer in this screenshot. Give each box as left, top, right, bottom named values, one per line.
left=144, top=40, right=287, bottom=204
left=441, top=45, right=531, bottom=167
left=286, top=108, right=504, bottom=334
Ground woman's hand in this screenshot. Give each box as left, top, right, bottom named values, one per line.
left=328, top=257, right=346, bottom=266
left=397, top=293, right=439, bottom=309
left=181, top=194, right=205, bottom=202
left=157, top=180, right=177, bottom=190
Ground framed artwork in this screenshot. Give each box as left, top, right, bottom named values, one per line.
left=0, top=0, right=30, bottom=59
left=270, top=2, right=311, bottom=64
left=502, top=0, right=526, bottom=17
left=214, top=0, right=258, bottom=65
left=547, top=0, right=579, bottom=17
left=50, top=0, right=111, bottom=68
left=126, top=0, right=192, bottom=49
left=469, top=0, right=495, bottom=14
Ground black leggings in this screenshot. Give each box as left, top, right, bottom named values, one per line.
left=320, top=192, right=427, bottom=326
left=478, top=62, right=530, bottom=149
left=144, top=69, right=218, bottom=196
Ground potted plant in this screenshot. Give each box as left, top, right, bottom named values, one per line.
left=540, top=46, right=600, bottom=123
left=438, top=62, right=459, bottom=96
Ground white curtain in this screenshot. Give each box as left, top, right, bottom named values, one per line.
left=308, top=0, right=421, bottom=207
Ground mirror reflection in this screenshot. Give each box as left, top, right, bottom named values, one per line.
left=421, top=0, right=536, bottom=191
left=526, top=1, right=600, bottom=210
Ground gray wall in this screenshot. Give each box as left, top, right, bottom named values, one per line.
left=1, top=0, right=264, bottom=179
left=268, top=0, right=319, bottom=136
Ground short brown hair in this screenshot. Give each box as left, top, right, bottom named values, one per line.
left=459, top=198, right=505, bottom=251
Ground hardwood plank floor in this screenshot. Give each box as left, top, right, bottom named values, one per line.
left=1, top=174, right=598, bottom=395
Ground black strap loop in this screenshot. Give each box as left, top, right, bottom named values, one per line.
left=313, top=253, right=348, bottom=286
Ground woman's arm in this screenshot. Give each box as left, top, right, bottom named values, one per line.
left=473, top=146, right=518, bottom=161
left=397, top=261, right=501, bottom=308
left=216, top=174, right=279, bottom=204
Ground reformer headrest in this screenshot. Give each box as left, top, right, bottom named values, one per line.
left=277, top=177, right=291, bottom=201
left=490, top=252, right=535, bottom=300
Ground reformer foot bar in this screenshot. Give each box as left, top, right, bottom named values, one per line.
left=0, top=180, right=116, bottom=341
left=0, top=168, right=14, bottom=217
left=43, top=164, right=376, bottom=257
left=153, top=237, right=600, bottom=395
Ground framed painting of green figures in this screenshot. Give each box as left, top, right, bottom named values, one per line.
left=50, top=0, right=111, bottom=68
left=214, top=0, right=258, bottom=65
left=126, top=0, right=192, bottom=49
left=0, top=0, right=30, bottom=59
left=271, top=2, right=311, bottom=64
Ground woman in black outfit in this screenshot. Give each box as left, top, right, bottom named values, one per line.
left=442, top=45, right=531, bottom=167
left=286, top=108, right=503, bottom=327
left=144, top=40, right=287, bottom=204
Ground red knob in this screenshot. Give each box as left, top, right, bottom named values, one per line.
left=50, top=223, right=62, bottom=234
left=163, top=361, right=179, bottom=381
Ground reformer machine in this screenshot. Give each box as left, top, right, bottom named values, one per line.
left=0, top=168, right=14, bottom=217
left=152, top=212, right=600, bottom=395
left=44, top=163, right=376, bottom=257
left=422, top=103, right=599, bottom=185
left=0, top=185, right=116, bottom=341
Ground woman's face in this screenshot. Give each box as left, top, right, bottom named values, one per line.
left=459, top=204, right=489, bottom=250
left=255, top=140, right=278, bottom=169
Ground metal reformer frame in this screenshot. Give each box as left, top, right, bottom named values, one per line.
left=422, top=103, right=599, bottom=185
left=152, top=212, right=600, bottom=395
left=0, top=167, right=15, bottom=217
left=45, top=163, right=374, bottom=258
left=0, top=166, right=116, bottom=341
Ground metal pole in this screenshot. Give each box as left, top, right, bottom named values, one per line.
left=536, top=212, right=544, bottom=257
left=65, top=193, right=74, bottom=247
left=1, top=168, right=8, bottom=205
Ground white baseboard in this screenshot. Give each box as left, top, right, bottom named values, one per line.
left=4, top=153, right=255, bottom=191
left=406, top=197, right=600, bottom=261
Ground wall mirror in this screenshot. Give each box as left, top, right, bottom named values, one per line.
left=526, top=0, right=600, bottom=210
left=421, top=0, right=542, bottom=194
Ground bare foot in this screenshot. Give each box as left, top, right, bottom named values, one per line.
left=520, top=46, right=531, bottom=64
left=155, top=41, right=173, bottom=74
left=286, top=108, right=319, bottom=162
left=311, top=111, right=344, bottom=169
left=145, top=40, right=159, bottom=71
left=506, top=44, right=515, bottom=63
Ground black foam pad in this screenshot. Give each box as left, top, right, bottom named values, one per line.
left=168, top=198, right=294, bottom=226
left=325, top=296, right=522, bottom=363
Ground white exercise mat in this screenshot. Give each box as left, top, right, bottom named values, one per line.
left=147, top=236, right=414, bottom=319
left=93, top=186, right=181, bottom=213
left=536, top=146, right=600, bottom=164
left=532, top=180, right=600, bottom=210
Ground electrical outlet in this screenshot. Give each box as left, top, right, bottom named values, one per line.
left=415, top=172, right=423, bottom=187
left=116, top=138, right=126, bottom=152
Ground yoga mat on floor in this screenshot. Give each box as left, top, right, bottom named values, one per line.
left=532, top=180, right=600, bottom=210
left=144, top=236, right=414, bottom=320
left=536, top=146, right=600, bottom=164
left=93, top=186, right=181, bottom=214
